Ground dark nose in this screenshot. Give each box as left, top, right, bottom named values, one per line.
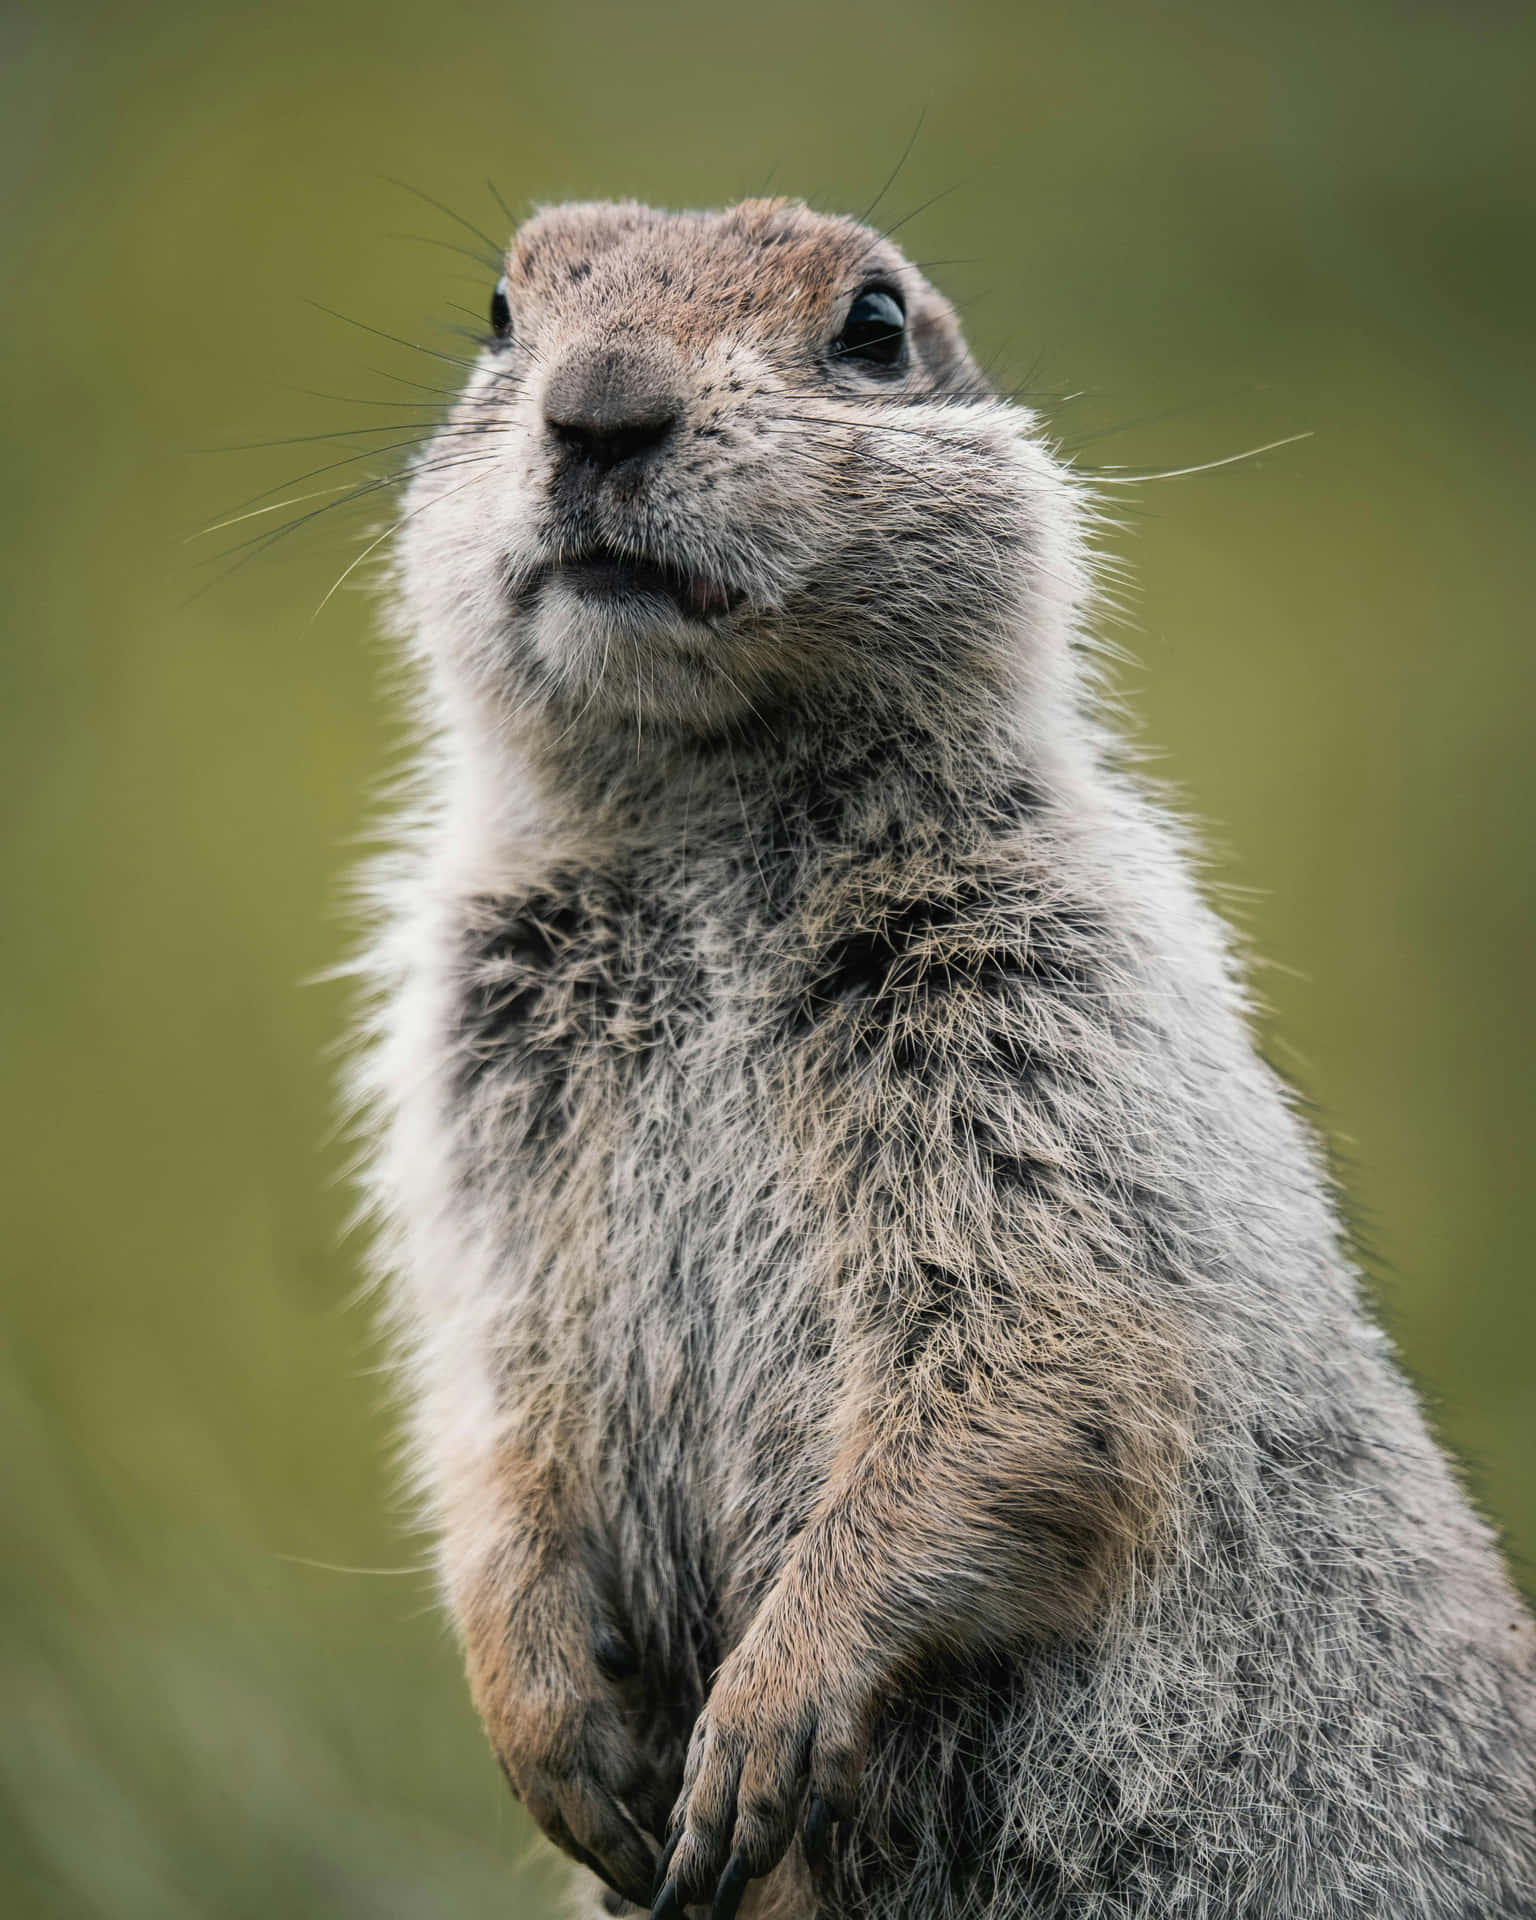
left=543, top=344, right=684, bottom=472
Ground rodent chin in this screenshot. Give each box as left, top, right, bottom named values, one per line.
left=517, top=582, right=782, bottom=733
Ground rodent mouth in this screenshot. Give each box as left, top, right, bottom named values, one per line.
left=531, top=542, right=747, bottom=623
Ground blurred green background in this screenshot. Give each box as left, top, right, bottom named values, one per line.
left=2, top=0, right=1532, bottom=1912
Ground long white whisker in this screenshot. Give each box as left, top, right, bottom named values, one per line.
left=1085, top=432, right=1313, bottom=485
left=310, top=470, right=498, bottom=621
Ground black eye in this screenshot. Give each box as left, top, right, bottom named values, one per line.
left=489, top=274, right=513, bottom=343
left=833, top=287, right=906, bottom=368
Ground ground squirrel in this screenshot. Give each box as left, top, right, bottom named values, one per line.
left=354, top=197, right=1536, bottom=1918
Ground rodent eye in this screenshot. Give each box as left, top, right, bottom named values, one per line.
left=832, top=287, right=906, bottom=369
left=489, top=274, right=513, bottom=344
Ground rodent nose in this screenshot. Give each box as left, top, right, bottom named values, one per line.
left=543, top=344, right=684, bottom=472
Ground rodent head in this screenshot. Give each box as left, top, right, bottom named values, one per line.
left=397, top=198, right=1089, bottom=745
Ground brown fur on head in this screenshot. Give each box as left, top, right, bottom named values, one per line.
left=505, top=197, right=985, bottom=391
left=396, top=198, right=1086, bottom=742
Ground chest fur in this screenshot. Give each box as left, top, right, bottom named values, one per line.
left=438, top=842, right=1132, bottom=1335
left=445, top=870, right=827, bottom=1371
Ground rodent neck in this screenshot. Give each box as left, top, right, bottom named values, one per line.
left=460, top=668, right=1087, bottom=879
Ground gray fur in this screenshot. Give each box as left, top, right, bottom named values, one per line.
left=351, top=198, right=1536, bottom=1918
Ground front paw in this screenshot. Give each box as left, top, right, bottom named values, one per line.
left=467, top=1607, right=668, bottom=1905
left=652, top=1626, right=873, bottom=1920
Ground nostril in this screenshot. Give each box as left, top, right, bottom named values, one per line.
left=548, top=412, right=677, bottom=471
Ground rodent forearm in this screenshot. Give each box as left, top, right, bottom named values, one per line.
left=651, top=1292, right=1192, bottom=1912
left=755, top=1314, right=1192, bottom=1687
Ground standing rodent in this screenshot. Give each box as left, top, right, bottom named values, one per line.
left=355, top=197, right=1536, bottom=1919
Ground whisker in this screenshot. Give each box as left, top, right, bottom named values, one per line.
left=388, top=231, right=505, bottom=271
left=381, top=174, right=505, bottom=262
left=281, top=385, right=459, bottom=412
left=1056, top=394, right=1235, bottom=452
left=437, top=323, right=548, bottom=379
left=278, top=1554, right=433, bottom=1578
left=360, top=365, right=467, bottom=401
left=857, top=110, right=927, bottom=227
left=311, top=467, right=498, bottom=620
left=878, top=178, right=968, bottom=243
left=1081, top=432, right=1313, bottom=485
left=207, top=420, right=488, bottom=452
left=204, top=441, right=437, bottom=519
left=185, top=483, right=360, bottom=541
left=203, top=430, right=498, bottom=524
left=444, top=304, right=501, bottom=335
left=307, top=300, right=515, bottom=385
left=202, top=408, right=522, bottom=522
left=191, top=450, right=499, bottom=589
left=763, top=410, right=976, bottom=445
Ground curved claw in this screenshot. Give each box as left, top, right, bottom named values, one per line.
left=712, top=1853, right=752, bottom=1920
left=651, top=1829, right=682, bottom=1903
left=545, top=1812, right=623, bottom=1901
left=651, top=1880, right=682, bottom=1920
left=534, top=1782, right=656, bottom=1908
left=802, top=1793, right=832, bottom=1869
